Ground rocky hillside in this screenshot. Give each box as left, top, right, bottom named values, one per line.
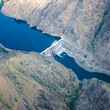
left=75, top=79, right=110, bottom=110
left=0, top=0, right=110, bottom=109
left=0, top=45, right=109, bottom=110
left=2, top=0, right=110, bottom=75
left=0, top=46, right=79, bottom=110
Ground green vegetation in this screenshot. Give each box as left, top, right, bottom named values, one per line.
left=0, top=94, right=12, bottom=110
left=67, top=87, right=80, bottom=110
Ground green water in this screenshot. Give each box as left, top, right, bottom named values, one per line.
left=0, top=0, right=3, bottom=9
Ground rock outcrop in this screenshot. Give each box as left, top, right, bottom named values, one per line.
left=0, top=46, right=79, bottom=110
left=0, top=46, right=110, bottom=110
left=75, top=79, right=110, bottom=110
left=0, top=46, right=109, bottom=110
left=2, top=0, right=110, bottom=75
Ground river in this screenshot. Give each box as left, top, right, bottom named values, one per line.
left=0, top=13, right=110, bottom=82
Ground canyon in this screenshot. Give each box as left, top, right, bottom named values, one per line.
left=0, top=0, right=110, bottom=110
left=0, top=44, right=109, bottom=110
left=2, top=0, right=110, bottom=75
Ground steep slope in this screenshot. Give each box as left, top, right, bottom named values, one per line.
left=2, top=0, right=110, bottom=75
left=0, top=46, right=79, bottom=110
left=0, top=46, right=109, bottom=110
left=75, top=79, right=110, bottom=110
left=0, top=1, right=110, bottom=109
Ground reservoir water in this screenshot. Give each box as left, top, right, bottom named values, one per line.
left=0, top=13, right=110, bottom=82
left=0, top=13, right=58, bottom=52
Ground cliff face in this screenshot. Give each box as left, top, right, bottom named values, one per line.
left=2, top=0, right=110, bottom=75
left=0, top=47, right=109, bottom=110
